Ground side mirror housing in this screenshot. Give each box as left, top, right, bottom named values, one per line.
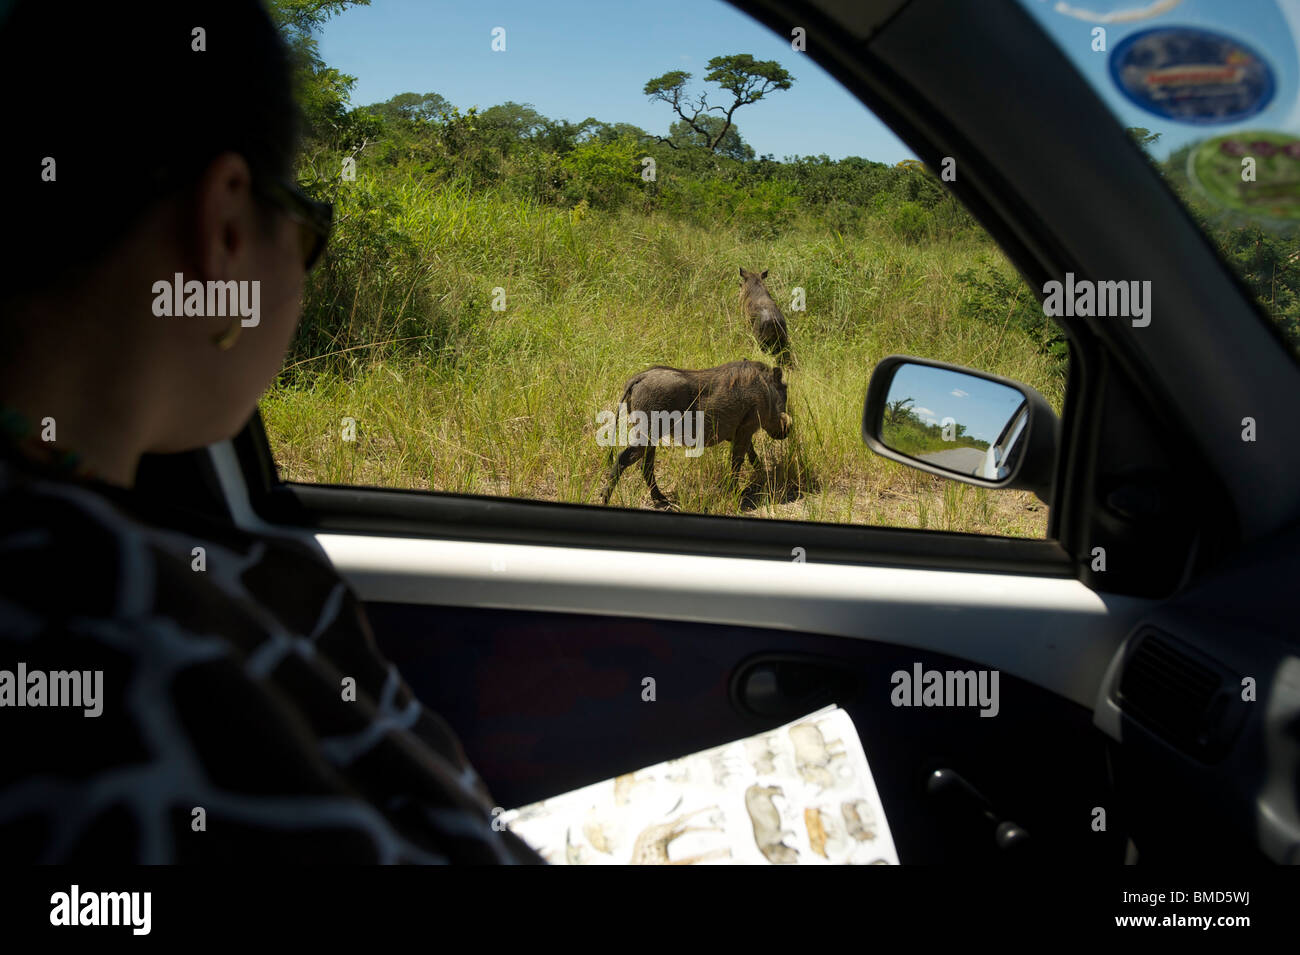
left=861, top=355, right=1060, bottom=505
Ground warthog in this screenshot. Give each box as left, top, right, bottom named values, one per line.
left=599, top=359, right=792, bottom=509
left=744, top=784, right=799, bottom=864
left=739, top=267, right=791, bottom=361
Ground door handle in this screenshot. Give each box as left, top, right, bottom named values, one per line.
left=730, top=653, right=866, bottom=721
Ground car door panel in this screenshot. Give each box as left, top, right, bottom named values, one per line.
left=315, top=531, right=1150, bottom=709
left=366, top=601, right=1129, bottom=863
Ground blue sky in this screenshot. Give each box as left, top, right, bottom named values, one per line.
left=316, top=0, right=914, bottom=163
left=889, top=364, right=1026, bottom=444
left=314, top=0, right=1300, bottom=166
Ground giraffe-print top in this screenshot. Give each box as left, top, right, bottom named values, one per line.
left=0, top=453, right=546, bottom=863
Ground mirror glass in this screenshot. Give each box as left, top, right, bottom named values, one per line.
left=879, top=363, right=1028, bottom=481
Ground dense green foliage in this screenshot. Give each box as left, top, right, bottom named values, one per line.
left=262, top=3, right=988, bottom=376
left=1143, top=132, right=1300, bottom=353
left=266, top=1, right=1300, bottom=378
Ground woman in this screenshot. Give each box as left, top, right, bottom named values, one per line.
left=0, top=0, right=545, bottom=863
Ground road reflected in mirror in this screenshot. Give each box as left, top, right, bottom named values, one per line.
left=880, top=363, right=1028, bottom=481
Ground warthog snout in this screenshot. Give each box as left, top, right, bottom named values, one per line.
left=773, top=411, right=793, bottom=439
left=600, top=359, right=792, bottom=509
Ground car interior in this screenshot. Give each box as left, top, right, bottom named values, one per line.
left=129, top=0, right=1300, bottom=865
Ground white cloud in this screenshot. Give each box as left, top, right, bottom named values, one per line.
left=915, top=406, right=936, bottom=418
left=950, top=389, right=969, bottom=398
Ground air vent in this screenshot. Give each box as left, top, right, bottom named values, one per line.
left=1116, top=629, right=1241, bottom=762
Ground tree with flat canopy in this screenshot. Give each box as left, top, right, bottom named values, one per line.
left=643, top=54, right=793, bottom=155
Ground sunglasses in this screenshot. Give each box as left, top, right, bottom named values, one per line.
left=254, top=178, right=333, bottom=271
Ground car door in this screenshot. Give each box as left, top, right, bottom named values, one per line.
left=136, top=0, right=1300, bottom=866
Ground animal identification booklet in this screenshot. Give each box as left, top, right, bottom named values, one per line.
left=500, top=704, right=899, bottom=865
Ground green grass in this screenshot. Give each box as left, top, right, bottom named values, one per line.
left=884, top=421, right=990, bottom=458
left=261, top=175, right=1063, bottom=538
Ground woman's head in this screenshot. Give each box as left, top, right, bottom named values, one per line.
left=0, top=0, right=318, bottom=483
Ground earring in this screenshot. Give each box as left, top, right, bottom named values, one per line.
left=212, top=318, right=242, bottom=350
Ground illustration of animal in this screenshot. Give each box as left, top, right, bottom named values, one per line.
left=744, top=784, right=799, bottom=864
left=599, top=359, right=791, bottom=509
left=789, top=720, right=847, bottom=790
left=739, top=267, right=792, bottom=362
left=745, top=734, right=780, bottom=775
left=708, top=750, right=746, bottom=786
left=805, top=808, right=831, bottom=859
left=842, top=799, right=878, bottom=842
left=629, top=806, right=731, bottom=865
left=613, top=771, right=653, bottom=806
left=583, top=808, right=620, bottom=855
left=565, top=827, right=589, bottom=865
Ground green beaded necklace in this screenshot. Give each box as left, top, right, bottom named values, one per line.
left=0, top=406, right=96, bottom=480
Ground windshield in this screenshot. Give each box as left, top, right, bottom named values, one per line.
left=1018, top=0, right=1300, bottom=356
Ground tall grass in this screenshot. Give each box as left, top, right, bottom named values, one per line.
left=262, top=173, right=1061, bottom=538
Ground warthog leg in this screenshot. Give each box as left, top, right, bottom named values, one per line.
left=641, top=445, right=675, bottom=509
left=600, top=444, right=644, bottom=505
left=729, top=442, right=749, bottom=479
left=730, top=427, right=760, bottom=480
left=600, top=442, right=675, bottom=509
left=734, top=436, right=767, bottom=510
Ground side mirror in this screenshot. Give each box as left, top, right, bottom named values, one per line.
left=861, top=355, right=1059, bottom=505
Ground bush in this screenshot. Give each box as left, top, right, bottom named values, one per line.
left=956, top=265, right=1068, bottom=364
left=890, top=201, right=929, bottom=242
left=658, top=175, right=800, bottom=238
left=559, top=136, right=641, bottom=209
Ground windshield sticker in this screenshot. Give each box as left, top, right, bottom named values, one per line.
left=1049, top=0, right=1184, bottom=24
left=1110, top=27, right=1275, bottom=124
left=1189, top=131, right=1300, bottom=224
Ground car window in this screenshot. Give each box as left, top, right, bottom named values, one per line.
left=259, top=0, right=1068, bottom=539
left=1018, top=0, right=1300, bottom=358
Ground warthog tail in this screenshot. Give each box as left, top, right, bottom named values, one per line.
left=605, top=374, right=640, bottom=467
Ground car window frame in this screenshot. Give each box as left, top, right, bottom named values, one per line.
left=219, top=0, right=1250, bottom=591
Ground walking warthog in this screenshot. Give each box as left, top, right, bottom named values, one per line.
left=599, top=359, right=792, bottom=509
left=739, top=267, right=791, bottom=361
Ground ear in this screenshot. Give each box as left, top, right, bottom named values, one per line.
left=761, top=269, right=768, bottom=280
left=739, top=267, right=748, bottom=279
left=772, top=365, right=783, bottom=383
left=194, top=151, right=257, bottom=281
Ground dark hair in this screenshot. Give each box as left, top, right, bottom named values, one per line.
left=0, top=0, right=300, bottom=299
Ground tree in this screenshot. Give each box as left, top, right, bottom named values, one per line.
left=533, top=116, right=601, bottom=155
left=470, top=103, right=600, bottom=156
left=367, top=91, right=454, bottom=124
left=643, top=54, right=793, bottom=154
left=265, top=0, right=371, bottom=144
left=477, top=101, right=547, bottom=141
left=1127, top=127, right=1162, bottom=150
left=885, top=397, right=916, bottom=426
left=591, top=121, right=652, bottom=145
left=668, top=116, right=754, bottom=160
